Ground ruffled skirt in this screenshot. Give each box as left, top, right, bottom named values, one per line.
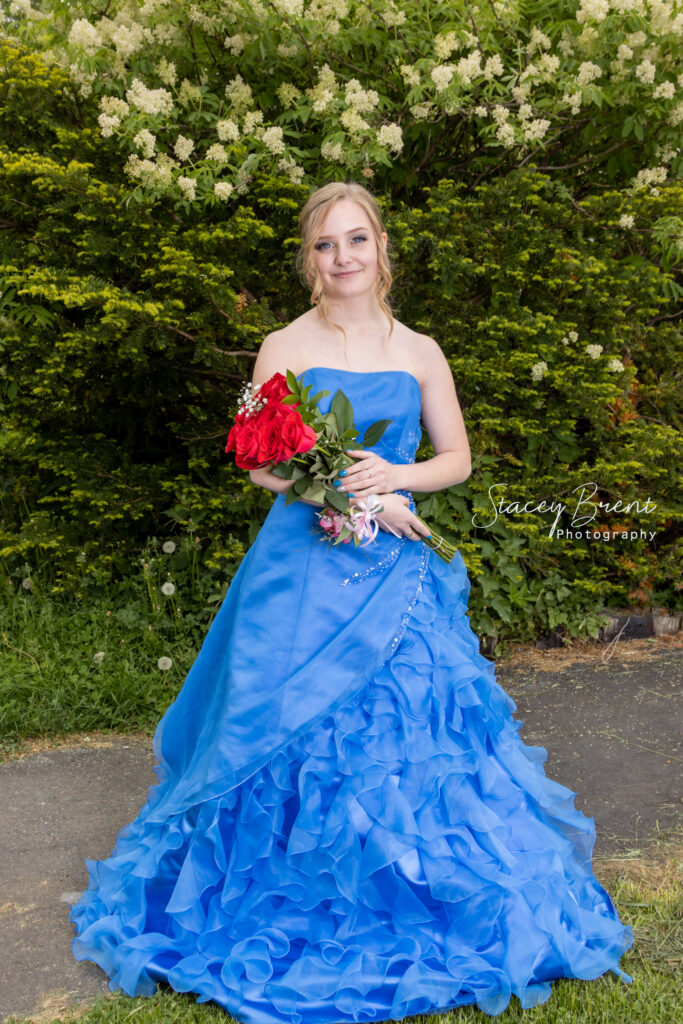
left=70, top=554, right=632, bottom=1022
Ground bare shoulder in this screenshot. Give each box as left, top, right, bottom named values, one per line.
left=403, top=330, right=451, bottom=386
left=254, top=314, right=311, bottom=382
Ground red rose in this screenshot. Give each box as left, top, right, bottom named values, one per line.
left=279, top=409, right=316, bottom=461
left=226, top=375, right=318, bottom=470
left=258, top=372, right=291, bottom=404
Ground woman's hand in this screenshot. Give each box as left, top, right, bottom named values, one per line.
left=335, top=449, right=398, bottom=499
left=371, top=492, right=431, bottom=541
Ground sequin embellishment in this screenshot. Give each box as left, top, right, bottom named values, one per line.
left=381, top=544, right=431, bottom=661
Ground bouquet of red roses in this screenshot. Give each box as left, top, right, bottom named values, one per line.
left=225, top=370, right=391, bottom=513
left=226, top=370, right=458, bottom=561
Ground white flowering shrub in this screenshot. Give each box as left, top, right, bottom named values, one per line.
left=4, top=0, right=682, bottom=208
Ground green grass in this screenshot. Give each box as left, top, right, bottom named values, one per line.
left=0, top=576, right=224, bottom=757
left=9, top=852, right=682, bottom=1024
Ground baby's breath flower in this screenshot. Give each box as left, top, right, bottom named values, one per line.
left=585, top=343, right=603, bottom=359
left=531, top=361, right=548, bottom=381
left=157, top=656, right=173, bottom=671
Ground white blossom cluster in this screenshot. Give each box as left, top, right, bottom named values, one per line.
left=214, top=181, right=235, bottom=200
left=307, top=64, right=338, bottom=114
left=377, top=123, right=404, bottom=152
left=206, top=143, right=229, bottom=163
left=632, top=165, right=668, bottom=189
left=561, top=330, right=579, bottom=345
left=434, top=32, right=460, bottom=61
left=68, top=18, right=102, bottom=54
left=431, top=64, right=454, bottom=93
left=225, top=74, right=254, bottom=113
left=216, top=118, right=240, bottom=143
left=173, top=134, right=195, bottom=162
left=619, top=213, right=635, bottom=228
left=576, top=0, right=610, bottom=24
left=156, top=58, right=177, bottom=86
left=345, top=79, right=380, bottom=112
left=608, top=358, right=625, bottom=372
left=134, top=129, right=157, bottom=158
left=126, top=77, right=174, bottom=116
left=585, top=343, right=603, bottom=359
left=531, top=361, right=548, bottom=381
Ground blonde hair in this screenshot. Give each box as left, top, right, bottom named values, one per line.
left=296, top=181, right=395, bottom=360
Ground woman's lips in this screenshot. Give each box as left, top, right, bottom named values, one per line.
left=334, top=269, right=360, bottom=277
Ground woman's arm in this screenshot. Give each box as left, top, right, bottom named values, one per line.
left=393, top=335, right=471, bottom=492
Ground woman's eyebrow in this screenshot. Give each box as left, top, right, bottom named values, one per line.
left=316, top=226, right=368, bottom=239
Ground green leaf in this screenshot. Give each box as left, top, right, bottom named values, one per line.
left=324, top=487, right=349, bottom=512
left=362, top=418, right=392, bottom=447
left=285, top=369, right=300, bottom=395
left=330, top=388, right=354, bottom=435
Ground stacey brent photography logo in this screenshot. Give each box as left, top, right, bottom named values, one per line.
left=472, top=482, right=658, bottom=541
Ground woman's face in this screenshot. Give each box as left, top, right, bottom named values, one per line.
left=312, top=198, right=387, bottom=301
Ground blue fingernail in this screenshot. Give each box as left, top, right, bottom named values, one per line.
left=426, top=534, right=433, bottom=539
left=339, top=470, right=347, bottom=476
left=333, top=480, right=341, bottom=487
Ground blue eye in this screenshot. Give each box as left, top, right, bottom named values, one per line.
left=352, top=235, right=367, bottom=243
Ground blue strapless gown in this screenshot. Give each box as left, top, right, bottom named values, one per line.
left=70, top=368, right=632, bottom=1022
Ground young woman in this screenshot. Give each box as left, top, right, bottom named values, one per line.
left=71, top=181, right=632, bottom=1022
